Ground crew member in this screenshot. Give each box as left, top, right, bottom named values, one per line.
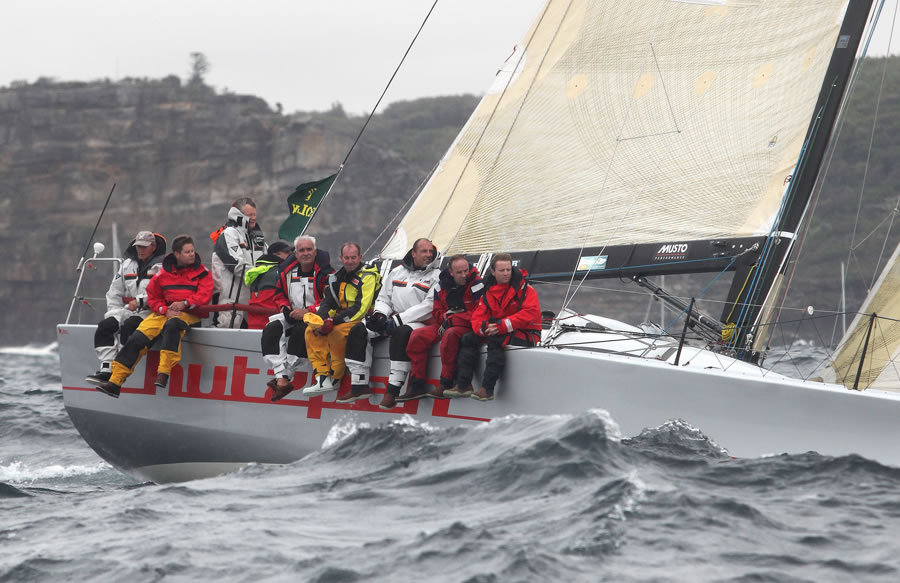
left=244, top=240, right=294, bottom=330
left=88, top=235, right=214, bottom=398
left=211, top=197, right=266, bottom=328
left=404, top=254, right=483, bottom=400
left=345, top=238, right=440, bottom=410
left=261, top=235, right=333, bottom=401
left=304, top=242, right=379, bottom=397
left=86, top=230, right=166, bottom=384
left=449, top=253, right=541, bottom=401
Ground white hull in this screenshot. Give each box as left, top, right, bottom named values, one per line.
left=57, top=323, right=900, bottom=482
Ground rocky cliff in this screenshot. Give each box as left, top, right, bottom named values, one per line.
left=1, top=77, right=472, bottom=346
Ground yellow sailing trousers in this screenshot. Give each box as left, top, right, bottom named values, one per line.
left=110, top=312, right=201, bottom=385
left=305, top=321, right=355, bottom=379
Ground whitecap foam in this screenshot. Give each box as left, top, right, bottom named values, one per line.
left=0, top=460, right=109, bottom=483
left=321, top=418, right=371, bottom=449
left=586, top=408, right=623, bottom=442
left=389, top=414, right=438, bottom=432
left=0, top=341, right=59, bottom=356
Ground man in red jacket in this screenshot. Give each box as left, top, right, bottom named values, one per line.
left=88, top=235, right=214, bottom=398
left=448, top=253, right=541, bottom=401
left=401, top=255, right=484, bottom=401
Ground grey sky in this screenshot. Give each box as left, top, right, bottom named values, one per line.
left=2, top=0, right=898, bottom=115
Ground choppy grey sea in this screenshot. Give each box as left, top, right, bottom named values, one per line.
left=1, top=344, right=899, bottom=582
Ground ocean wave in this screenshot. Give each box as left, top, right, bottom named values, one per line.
left=0, top=460, right=110, bottom=484
left=0, top=482, right=31, bottom=498
left=623, top=418, right=731, bottom=464
left=0, top=341, right=58, bottom=356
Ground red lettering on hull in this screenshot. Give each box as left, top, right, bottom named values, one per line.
left=72, top=355, right=490, bottom=423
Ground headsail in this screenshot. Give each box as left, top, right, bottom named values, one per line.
left=825, top=242, right=900, bottom=391
left=383, top=0, right=864, bottom=273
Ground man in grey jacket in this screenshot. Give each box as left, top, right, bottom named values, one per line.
left=87, top=230, right=166, bottom=383
left=211, top=197, right=267, bottom=328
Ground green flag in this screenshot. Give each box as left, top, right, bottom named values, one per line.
left=277, top=173, right=337, bottom=241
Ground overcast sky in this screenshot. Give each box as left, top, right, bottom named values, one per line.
left=2, top=0, right=898, bottom=115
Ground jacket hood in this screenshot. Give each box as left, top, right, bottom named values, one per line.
left=483, top=265, right=527, bottom=290
left=401, top=244, right=442, bottom=271
left=226, top=206, right=252, bottom=229
left=439, top=262, right=478, bottom=289
left=124, top=233, right=167, bottom=262
left=163, top=251, right=203, bottom=272
left=314, top=248, right=332, bottom=270
left=256, top=253, right=284, bottom=266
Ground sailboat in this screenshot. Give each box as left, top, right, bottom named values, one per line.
left=57, top=0, right=900, bottom=483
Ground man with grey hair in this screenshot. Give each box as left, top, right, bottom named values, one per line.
left=211, top=196, right=267, bottom=328
left=261, top=234, right=334, bottom=401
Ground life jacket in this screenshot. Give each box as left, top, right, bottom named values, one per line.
left=321, top=261, right=382, bottom=324
left=471, top=266, right=541, bottom=345
left=433, top=263, right=484, bottom=325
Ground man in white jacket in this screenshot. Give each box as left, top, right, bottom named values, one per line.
left=86, top=230, right=166, bottom=383
left=341, top=238, right=441, bottom=409
left=211, top=197, right=267, bottom=328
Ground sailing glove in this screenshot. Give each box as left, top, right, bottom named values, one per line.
left=385, top=314, right=402, bottom=335
left=366, top=312, right=387, bottom=333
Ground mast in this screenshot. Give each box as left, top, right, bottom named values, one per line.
left=721, top=0, right=878, bottom=358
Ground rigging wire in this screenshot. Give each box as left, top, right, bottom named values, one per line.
left=824, top=0, right=897, bottom=346
left=837, top=0, right=895, bottom=285
left=363, top=158, right=441, bottom=257
left=305, top=0, right=440, bottom=237
left=341, top=0, right=439, bottom=169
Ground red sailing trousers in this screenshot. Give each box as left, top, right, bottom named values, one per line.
left=406, top=323, right=469, bottom=382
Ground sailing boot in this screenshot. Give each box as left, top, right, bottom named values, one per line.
left=428, top=377, right=453, bottom=399
left=336, top=384, right=374, bottom=404
left=472, top=387, right=494, bottom=401
left=444, top=384, right=474, bottom=398
left=303, top=374, right=336, bottom=395
left=379, top=384, right=402, bottom=410
left=397, top=378, right=428, bottom=402
left=270, top=377, right=294, bottom=402
left=154, top=373, right=169, bottom=388
left=85, top=362, right=113, bottom=385
left=93, top=380, right=121, bottom=398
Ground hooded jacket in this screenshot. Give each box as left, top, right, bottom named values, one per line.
left=211, top=205, right=267, bottom=300
left=104, top=233, right=167, bottom=319
left=373, top=247, right=442, bottom=327
left=432, top=263, right=484, bottom=328
left=146, top=252, right=214, bottom=317
left=317, top=262, right=380, bottom=325
left=273, top=249, right=334, bottom=313
left=471, top=266, right=541, bottom=345
left=244, top=253, right=288, bottom=329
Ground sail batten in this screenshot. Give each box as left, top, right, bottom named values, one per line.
left=383, top=0, right=854, bottom=259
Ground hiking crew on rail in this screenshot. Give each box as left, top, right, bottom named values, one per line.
left=87, top=234, right=214, bottom=398
left=84, top=212, right=541, bottom=402
left=303, top=242, right=380, bottom=396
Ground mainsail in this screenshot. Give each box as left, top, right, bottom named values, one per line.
left=383, top=0, right=861, bottom=271
left=825, top=242, right=900, bottom=391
